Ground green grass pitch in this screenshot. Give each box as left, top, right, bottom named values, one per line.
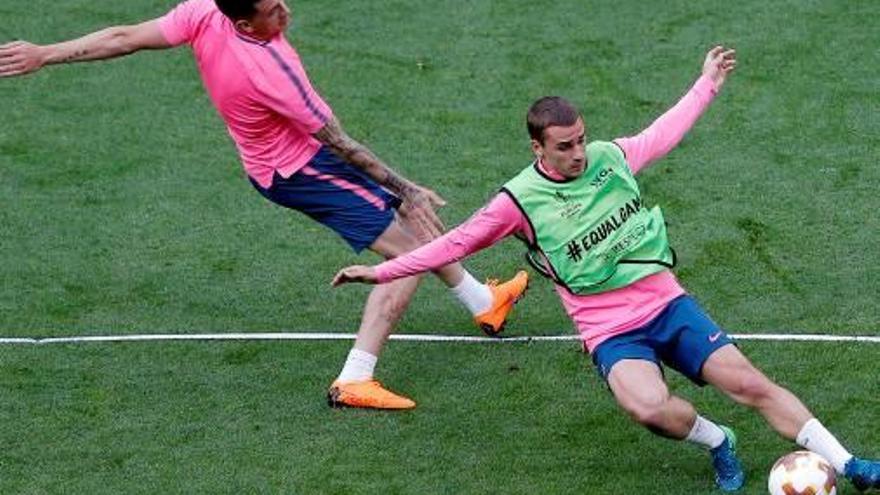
left=1, top=0, right=878, bottom=493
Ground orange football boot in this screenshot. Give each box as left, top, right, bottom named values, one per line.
left=327, top=380, right=416, bottom=410
left=474, top=270, right=529, bottom=336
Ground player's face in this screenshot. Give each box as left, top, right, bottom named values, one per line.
left=242, top=0, right=291, bottom=39
left=532, top=118, right=587, bottom=179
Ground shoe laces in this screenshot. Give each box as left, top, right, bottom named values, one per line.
left=486, top=278, right=499, bottom=287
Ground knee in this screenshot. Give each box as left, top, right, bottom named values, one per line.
left=621, top=395, right=669, bottom=429
left=393, top=215, right=425, bottom=243
left=397, top=230, right=424, bottom=251
left=727, top=370, right=776, bottom=405
left=371, top=219, right=424, bottom=259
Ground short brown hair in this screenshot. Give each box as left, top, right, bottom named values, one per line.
left=526, top=96, right=580, bottom=144
left=215, top=0, right=260, bottom=20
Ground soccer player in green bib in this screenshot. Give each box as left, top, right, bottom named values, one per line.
left=332, top=46, right=880, bottom=492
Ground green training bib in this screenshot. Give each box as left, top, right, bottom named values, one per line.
left=502, top=141, right=675, bottom=294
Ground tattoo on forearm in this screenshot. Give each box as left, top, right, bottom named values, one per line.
left=316, top=118, right=415, bottom=196
left=383, top=172, right=416, bottom=197
left=61, top=49, right=89, bottom=63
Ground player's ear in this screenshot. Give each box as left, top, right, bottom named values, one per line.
left=235, top=18, right=254, bottom=33
left=530, top=138, right=544, bottom=159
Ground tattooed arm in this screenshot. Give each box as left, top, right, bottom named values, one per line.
left=314, top=116, right=447, bottom=240
left=0, top=20, right=170, bottom=78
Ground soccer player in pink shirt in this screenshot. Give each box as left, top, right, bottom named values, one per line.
left=0, top=0, right=529, bottom=410
left=333, top=47, right=880, bottom=491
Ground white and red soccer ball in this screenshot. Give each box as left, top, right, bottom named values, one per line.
left=768, top=451, right=837, bottom=495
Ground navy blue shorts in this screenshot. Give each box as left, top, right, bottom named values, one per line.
left=251, top=146, right=402, bottom=252
left=591, top=295, right=735, bottom=386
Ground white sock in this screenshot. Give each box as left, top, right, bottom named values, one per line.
left=336, top=348, right=377, bottom=382
left=450, top=271, right=493, bottom=315
left=796, top=418, right=853, bottom=473
left=685, top=415, right=727, bottom=449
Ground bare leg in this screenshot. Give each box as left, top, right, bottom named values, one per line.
left=372, top=214, right=464, bottom=287
left=701, top=345, right=812, bottom=439
left=607, top=359, right=699, bottom=438
left=349, top=216, right=467, bottom=356
left=606, top=358, right=745, bottom=490
left=368, top=213, right=526, bottom=337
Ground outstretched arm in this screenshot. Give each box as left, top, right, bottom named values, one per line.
left=332, top=193, right=529, bottom=286
left=314, top=116, right=447, bottom=241
left=616, top=45, right=737, bottom=173
left=0, top=20, right=171, bottom=78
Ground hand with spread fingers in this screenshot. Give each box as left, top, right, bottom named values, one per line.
left=702, top=45, right=737, bottom=90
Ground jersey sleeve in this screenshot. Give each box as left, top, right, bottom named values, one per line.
left=374, top=193, right=528, bottom=283
left=614, top=74, right=718, bottom=174
left=157, top=0, right=211, bottom=46
left=249, top=47, right=334, bottom=134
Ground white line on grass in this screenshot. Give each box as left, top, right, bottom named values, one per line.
left=0, top=332, right=879, bottom=345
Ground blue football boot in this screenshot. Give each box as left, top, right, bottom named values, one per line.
left=844, top=457, right=880, bottom=491
left=710, top=426, right=746, bottom=492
